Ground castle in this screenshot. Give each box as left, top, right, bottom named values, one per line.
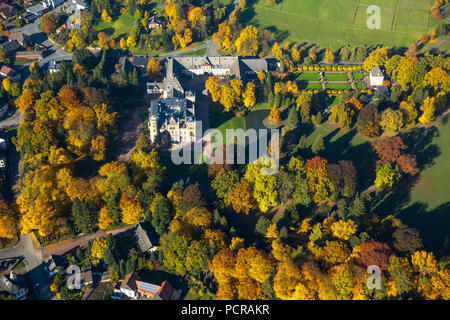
left=147, top=56, right=273, bottom=144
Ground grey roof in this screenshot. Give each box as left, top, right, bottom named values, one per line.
left=166, top=56, right=269, bottom=82
left=370, top=65, right=384, bottom=77
left=133, top=223, right=153, bottom=253
left=131, top=56, right=149, bottom=68
left=0, top=3, right=17, bottom=18
left=26, top=3, right=46, bottom=15
left=0, top=273, right=27, bottom=299
left=149, top=98, right=195, bottom=124
left=375, top=85, right=390, bottom=98
left=73, top=0, right=88, bottom=7
left=0, top=40, right=21, bottom=52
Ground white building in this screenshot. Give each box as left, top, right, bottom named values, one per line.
left=72, top=0, right=88, bottom=12
left=369, top=65, right=384, bottom=87
left=119, top=272, right=140, bottom=299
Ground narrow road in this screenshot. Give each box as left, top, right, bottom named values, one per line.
left=428, top=35, right=450, bottom=52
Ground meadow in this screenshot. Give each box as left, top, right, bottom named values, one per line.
left=246, top=0, right=439, bottom=48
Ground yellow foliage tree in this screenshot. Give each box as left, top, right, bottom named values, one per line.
left=119, top=193, right=144, bottom=224
left=91, top=238, right=107, bottom=259
left=330, top=220, right=357, bottom=241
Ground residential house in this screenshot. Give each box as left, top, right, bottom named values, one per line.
left=129, top=56, right=149, bottom=69
left=119, top=272, right=179, bottom=300
left=0, top=65, right=21, bottom=81
left=148, top=15, right=162, bottom=29
left=14, top=50, right=44, bottom=60
left=0, top=272, right=28, bottom=300
left=0, top=40, right=21, bottom=53
left=369, top=65, right=384, bottom=87
left=66, top=11, right=81, bottom=30
left=79, top=270, right=93, bottom=287
left=119, top=272, right=140, bottom=298
left=118, top=56, right=133, bottom=73
left=72, top=0, right=88, bottom=12
left=0, top=3, right=17, bottom=20
left=8, top=31, right=32, bottom=47
left=136, top=280, right=174, bottom=300
left=25, top=3, right=47, bottom=16
left=133, top=223, right=155, bottom=253
left=45, top=254, right=68, bottom=276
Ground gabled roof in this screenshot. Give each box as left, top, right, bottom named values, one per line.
left=0, top=273, right=27, bottom=298
left=0, top=40, right=21, bottom=52
left=370, top=65, right=384, bottom=77
left=9, top=31, right=31, bottom=45
left=120, top=272, right=140, bottom=292
left=0, top=3, right=17, bottom=18
left=134, top=223, right=153, bottom=252
left=157, top=281, right=174, bottom=300
left=0, top=65, right=18, bottom=77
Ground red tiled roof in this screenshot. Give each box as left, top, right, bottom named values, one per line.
left=157, top=281, right=174, bottom=300
left=120, top=272, right=140, bottom=291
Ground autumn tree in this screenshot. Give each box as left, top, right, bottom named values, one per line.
left=119, top=192, right=144, bottom=224
left=268, top=105, right=281, bottom=122
left=225, top=179, right=255, bottom=214
left=146, top=57, right=162, bottom=77
left=324, top=45, right=335, bottom=64
left=242, top=82, right=256, bottom=108
left=0, top=201, right=17, bottom=239
left=380, top=108, right=403, bottom=133
left=91, top=238, right=107, bottom=259
left=205, top=76, right=221, bottom=102
left=374, top=164, right=401, bottom=191
left=235, top=25, right=259, bottom=56
left=305, top=157, right=334, bottom=203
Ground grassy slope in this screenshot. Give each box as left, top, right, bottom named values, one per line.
left=371, top=116, right=450, bottom=251
left=247, top=0, right=436, bottom=48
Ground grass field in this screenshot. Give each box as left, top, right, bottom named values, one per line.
left=248, top=0, right=439, bottom=48
left=295, top=72, right=320, bottom=81
left=323, top=73, right=349, bottom=81
left=298, top=82, right=324, bottom=90
left=179, top=48, right=207, bottom=56
left=352, top=72, right=364, bottom=81
left=93, top=14, right=135, bottom=39
left=326, top=83, right=352, bottom=90
left=371, top=116, right=450, bottom=251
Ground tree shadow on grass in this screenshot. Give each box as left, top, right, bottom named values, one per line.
left=398, top=201, right=450, bottom=255
left=98, top=27, right=115, bottom=37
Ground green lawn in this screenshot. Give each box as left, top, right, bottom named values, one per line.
left=13, top=261, right=26, bottom=270
left=93, top=14, right=135, bottom=39
left=370, top=116, right=450, bottom=252
left=248, top=0, right=433, bottom=48
left=326, top=83, right=352, bottom=90
left=298, top=82, right=323, bottom=90
left=323, top=73, right=349, bottom=81
left=295, top=72, right=320, bottom=81
left=209, top=102, right=246, bottom=145
left=300, top=121, right=375, bottom=189
left=352, top=72, right=364, bottom=81
left=408, top=118, right=450, bottom=210
left=179, top=48, right=207, bottom=56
